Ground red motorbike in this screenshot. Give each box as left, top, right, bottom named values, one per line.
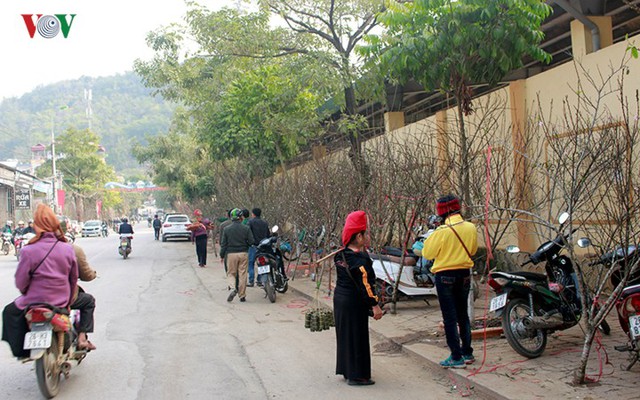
left=579, top=240, right=640, bottom=370
left=22, top=303, right=89, bottom=398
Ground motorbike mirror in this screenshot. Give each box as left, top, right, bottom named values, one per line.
left=271, top=225, right=279, bottom=233
left=558, top=212, right=570, bottom=225
left=506, top=245, right=520, bottom=253
left=577, top=238, right=591, bottom=248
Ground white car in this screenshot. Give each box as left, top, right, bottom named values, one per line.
left=161, top=214, right=191, bottom=242
left=81, top=220, right=102, bottom=237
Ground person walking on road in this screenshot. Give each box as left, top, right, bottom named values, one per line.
left=247, top=208, right=270, bottom=287
left=422, top=195, right=478, bottom=369
left=220, top=209, right=253, bottom=303
left=152, top=214, right=162, bottom=240
left=188, top=209, right=211, bottom=268
left=334, top=210, right=383, bottom=386
left=218, top=210, right=233, bottom=272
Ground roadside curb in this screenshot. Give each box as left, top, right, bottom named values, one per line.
left=288, top=283, right=509, bottom=400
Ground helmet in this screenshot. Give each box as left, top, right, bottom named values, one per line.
left=6, top=220, right=13, bottom=225
left=18, top=221, right=24, bottom=226
left=427, top=215, right=442, bottom=229
left=230, top=208, right=242, bottom=220
left=122, top=217, right=128, bottom=223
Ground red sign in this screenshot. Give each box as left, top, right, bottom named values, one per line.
left=57, top=189, right=65, bottom=211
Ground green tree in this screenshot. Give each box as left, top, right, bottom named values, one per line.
left=361, top=0, right=551, bottom=205
left=259, top=0, right=384, bottom=191
left=213, top=61, right=323, bottom=172
left=38, top=128, right=117, bottom=220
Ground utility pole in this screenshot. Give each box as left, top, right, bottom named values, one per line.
left=51, top=116, right=58, bottom=214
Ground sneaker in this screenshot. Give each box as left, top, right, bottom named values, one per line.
left=439, top=355, right=466, bottom=369
left=240, top=297, right=246, bottom=302
left=247, top=282, right=254, bottom=287
left=227, top=290, right=237, bottom=302
left=462, top=354, right=475, bottom=365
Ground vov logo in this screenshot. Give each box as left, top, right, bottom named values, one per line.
left=21, top=14, right=77, bottom=39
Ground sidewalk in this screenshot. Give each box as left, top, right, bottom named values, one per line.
left=287, top=267, right=638, bottom=400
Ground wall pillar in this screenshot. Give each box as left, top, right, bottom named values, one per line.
left=384, top=111, right=405, bottom=133
left=509, top=80, right=535, bottom=252
left=570, top=16, right=613, bottom=57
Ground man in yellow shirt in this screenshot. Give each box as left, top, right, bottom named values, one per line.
left=423, top=195, right=477, bottom=369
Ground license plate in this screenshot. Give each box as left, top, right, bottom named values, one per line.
left=490, top=293, right=507, bottom=312
left=630, top=315, right=640, bottom=339
left=257, top=265, right=270, bottom=274
left=24, top=330, right=52, bottom=350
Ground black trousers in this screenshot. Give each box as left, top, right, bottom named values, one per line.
left=70, top=292, right=95, bottom=333
left=195, top=235, right=208, bottom=265
left=2, top=302, right=29, bottom=358
left=154, top=227, right=160, bottom=240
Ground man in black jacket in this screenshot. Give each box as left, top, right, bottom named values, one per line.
left=152, top=215, right=162, bottom=240
left=220, top=209, right=254, bottom=302
left=247, top=208, right=270, bottom=287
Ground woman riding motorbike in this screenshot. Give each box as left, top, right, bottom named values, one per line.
left=1, top=204, right=78, bottom=358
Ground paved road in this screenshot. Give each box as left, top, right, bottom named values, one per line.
left=0, top=223, right=471, bottom=399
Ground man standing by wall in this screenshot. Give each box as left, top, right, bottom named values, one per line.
left=220, top=208, right=254, bottom=303
left=422, top=195, right=477, bottom=369
left=247, top=208, right=270, bottom=287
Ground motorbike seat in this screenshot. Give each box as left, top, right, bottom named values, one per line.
left=492, top=271, right=547, bottom=282
left=510, top=271, right=548, bottom=282
left=621, top=283, right=640, bottom=299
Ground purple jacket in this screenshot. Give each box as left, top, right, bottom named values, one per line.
left=14, top=233, right=78, bottom=310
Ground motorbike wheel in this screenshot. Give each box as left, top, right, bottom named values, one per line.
left=265, top=275, right=276, bottom=303
left=275, top=279, right=288, bottom=294
left=2, top=242, right=9, bottom=255
left=502, top=298, right=547, bottom=358
left=35, top=341, right=61, bottom=399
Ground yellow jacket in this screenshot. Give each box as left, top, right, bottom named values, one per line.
left=422, top=214, right=477, bottom=273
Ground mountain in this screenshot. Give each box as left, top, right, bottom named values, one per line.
left=0, top=72, right=176, bottom=170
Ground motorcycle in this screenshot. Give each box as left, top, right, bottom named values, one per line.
left=101, top=224, right=109, bottom=238
left=488, top=212, right=610, bottom=358
left=255, top=225, right=289, bottom=303
left=64, top=231, right=75, bottom=244
left=577, top=239, right=640, bottom=370
left=2, top=232, right=13, bottom=255
left=371, top=247, right=438, bottom=302
left=14, top=233, right=36, bottom=261
left=22, top=303, right=89, bottom=398
left=118, top=234, right=133, bottom=259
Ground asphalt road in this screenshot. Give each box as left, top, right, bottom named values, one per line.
left=0, top=223, right=466, bottom=399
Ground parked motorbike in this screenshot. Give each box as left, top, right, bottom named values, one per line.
left=14, top=233, right=36, bottom=261
left=2, top=232, right=13, bottom=255
left=118, top=234, right=133, bottom=259
left=255, top=225, right=289, bottom=303
left=371, top=247, right=438, bottom=301
left=488, top=212, right=610, bottom=358
left=577, top=239, right=640, bottom=370
left=22, top=303, right=89, bottom=398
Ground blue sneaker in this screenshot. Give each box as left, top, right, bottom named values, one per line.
left=439, top=355, right=466, bottom=369
left=462, top=354, right=475, bottom=365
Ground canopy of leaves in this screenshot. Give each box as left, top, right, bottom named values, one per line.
left=361, top=0, right=552, bottom=95
left=36, top=128, right=117, bottom=202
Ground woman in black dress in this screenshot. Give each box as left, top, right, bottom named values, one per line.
left=334, top=210, right=384, bottom=386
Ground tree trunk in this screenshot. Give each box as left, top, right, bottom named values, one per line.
left=344, top=85, right=371, bottom=195
left=573, top=326, right=596, bottom=385
left=455, top=94, right=471, bottom=207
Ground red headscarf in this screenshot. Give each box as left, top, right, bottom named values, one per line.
left=28, top=203, right=67, bottom=244
left=342, top=210, right=368, bottom=246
